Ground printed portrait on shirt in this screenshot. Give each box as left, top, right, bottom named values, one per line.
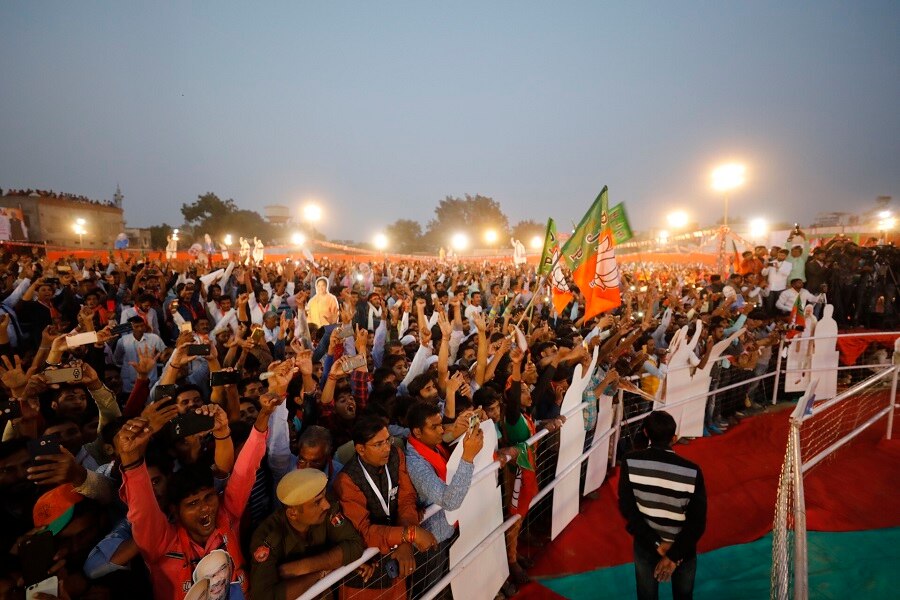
left=190, top=549, right=245, bottom=600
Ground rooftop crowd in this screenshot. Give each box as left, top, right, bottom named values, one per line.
left=0, top=189, right=118, bottom=208
left=0, top=225, right=892, bottom=599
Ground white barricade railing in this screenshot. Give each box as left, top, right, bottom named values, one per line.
left=300, top=331, right=900, bottom=600
left=298, top=400, right=612, bottom=600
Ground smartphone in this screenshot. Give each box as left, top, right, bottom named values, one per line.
left=180, top=322, right=193, bottom=333
left=110, top=322, right=134, bottom=336
left=155, top=383, right=177, bottom=398
left=28, top=434, right=61, bottom=460
left=342, top=354, right=367, bottom=373
left=0, top=399, right=22, bottom=421
left=168, top=412, right=215, bottom=440
left=210, top=369, right=241, bottom=387
left=26, top=576, right=58, bottom=600
left=42, top=366, right=83, bottom=385
left=65, top=331, right=98, bottom=347
left=335, top=324, right=355, bottom=340
left=43, top=277, right=59, bottom=286
left=468, top=413, right=481, bottom=433
left=20, top=531, right=56, bottom=586
left=186, top=343, right=210, bottom=357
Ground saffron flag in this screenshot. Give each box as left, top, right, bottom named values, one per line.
left=560, top=186, right=622, bottom=321
left=538, top=218, right=574, bottom=314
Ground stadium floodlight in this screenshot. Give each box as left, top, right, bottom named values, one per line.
left=667, top=211, right=689, bottom=229
left=749, top=218, right=768, bottom=241
left=291, top=232, right=306, bottom=246
left=450, top=232, right=469, bottom=252
left=529, top=235, right=543, bottom=249
left=484, top=229, right=498, bottom=244
left=373, top=233, right=388, bottom=250
left=711, top=163, right=746, bottom=228
left=303, top=203, right=322, bottom=223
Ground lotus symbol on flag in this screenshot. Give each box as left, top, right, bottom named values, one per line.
left=590, top=234, right=619, bottom=290
left=550, top=251, right=571, bottom=292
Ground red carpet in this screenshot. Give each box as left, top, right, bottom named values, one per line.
left=524, top=401, right=900, bottom=581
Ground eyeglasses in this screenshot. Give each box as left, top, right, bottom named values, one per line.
left=366, top=438, right=392, bottom=449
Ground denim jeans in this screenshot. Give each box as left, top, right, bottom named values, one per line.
left=633, top=540, right=697, bottom=600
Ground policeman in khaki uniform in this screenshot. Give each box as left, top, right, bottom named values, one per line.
left=250, top=468, right=371, bottom=599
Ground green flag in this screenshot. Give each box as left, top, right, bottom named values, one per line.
left=537, top=218, right=559, bottom=276
left=608, top=202, right=633, bottom=244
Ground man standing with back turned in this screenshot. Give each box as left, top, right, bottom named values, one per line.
left=618, top=411, right=707, bottom=600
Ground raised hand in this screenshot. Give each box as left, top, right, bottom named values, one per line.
left=437, top=312, right=452, bottom=339
left=196, top=404, right=229, bottom=437
left=114, top=418, right=154, bottom=464
left=129, top=346, right=160, bottom=380
left=26, top=447, right=86, bottom=487
left=295, top=349, right=313, bottom=376
left=354, top=325, right=369, bottom=356
left=140, top=399, right=179, bottom=433
left=0, top=355, right=29, bottom=396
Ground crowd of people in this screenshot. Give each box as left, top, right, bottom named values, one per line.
left=0, top=224, right=883, bottom=599
left=0, top=189, right=118, bottom=208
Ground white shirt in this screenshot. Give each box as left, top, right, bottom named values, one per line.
left=113, top=333, right=166, bottom=392
left=762, top=260, right=793, bottom=292
left=776, top=287, right=817, bottom=313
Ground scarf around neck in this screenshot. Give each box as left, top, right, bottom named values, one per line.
left=407, top=436, right=450, bottom=482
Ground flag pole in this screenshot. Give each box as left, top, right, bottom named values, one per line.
left=512, top=251, right=565, bottom=330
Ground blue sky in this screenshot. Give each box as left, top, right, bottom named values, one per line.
left=1, top=1, right=898, bottom=241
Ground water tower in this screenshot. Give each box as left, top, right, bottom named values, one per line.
left=264, top=205, right=291, bottom=225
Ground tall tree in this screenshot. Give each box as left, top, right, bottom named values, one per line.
left=425, top=194, right=509, bottom=248
left=149, top=223, right=174, bottom=250
left=385, top=219, right=424, bottom=254
left=511, top=219, right=545, bottom=245
left=181, top=192, right=275, bottom=244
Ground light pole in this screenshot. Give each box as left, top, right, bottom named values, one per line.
left=711, top=163, right=746, bottom=228
left=73, top=218, right=87, bottom=247
left=711, top=163, right=746, bottom=273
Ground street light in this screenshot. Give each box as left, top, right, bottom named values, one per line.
left=373, top=233, right=388, bottom=251
left=529, top=235, right=543, bottom=250
left=484, top=229, right=498, bottom=245
left=711, top=163, right=746, bottom=227
left=666, top=211, right=689, bottom=230
left=73, top=218, right=87, bottom=247
left=450, top=232, right=469, bottom=252
left=303, top=203, right=322, bottom=224
left=291, top=232, right=306, bottom=246
left=749, top=218, right=768, bottom=243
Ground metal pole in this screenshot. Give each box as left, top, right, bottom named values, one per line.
left=610, top=388, right=625, bottom=467
left=723, top=192, right=729, bottom=229
left=790, top=420, right=808, bottom=600
left=772, top=338, right=785, bottom=405
left=887, top=366, right=898, bottom=440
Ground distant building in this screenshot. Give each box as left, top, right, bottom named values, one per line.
left=0, top=188, right=125, bottom=247
left=125, top=227, right=152, bottom=249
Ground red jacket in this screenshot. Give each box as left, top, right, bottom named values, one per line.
left=121, top=427, right=267, bottom=599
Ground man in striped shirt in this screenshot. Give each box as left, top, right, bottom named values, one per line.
left=618, top=411, right=707, bottom=600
